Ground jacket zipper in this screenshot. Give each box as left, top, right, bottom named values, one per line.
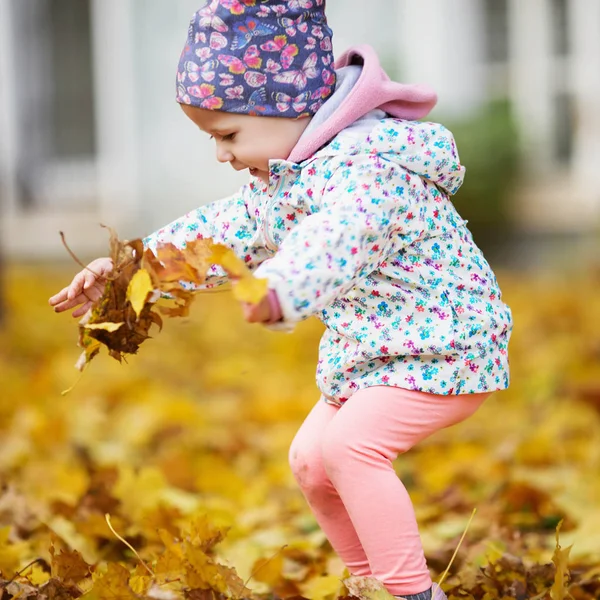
left=262, top=174, right=286, bottom=251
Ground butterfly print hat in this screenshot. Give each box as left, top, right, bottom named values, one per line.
left=177, top=0, right=336, bottom=117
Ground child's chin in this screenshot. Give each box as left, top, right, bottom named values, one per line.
left=250, top=168, right=268, bottom=183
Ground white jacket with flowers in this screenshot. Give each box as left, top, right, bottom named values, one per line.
left=144, top=117, right=513, bottom=402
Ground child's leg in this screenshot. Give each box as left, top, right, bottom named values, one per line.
left=289, top=398, right=372, bottom=577
left=320, top=387, right=489, bottom=596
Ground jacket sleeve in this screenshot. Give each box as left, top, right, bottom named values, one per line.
left=143, top=182, right=271, bottom=289
left=254, top=156, right=414, bottom=322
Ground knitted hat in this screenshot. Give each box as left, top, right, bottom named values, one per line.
left=176, top=0, right=336, bottom=118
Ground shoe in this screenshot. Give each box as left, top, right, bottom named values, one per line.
left=431, top=583, right=447, bottom=600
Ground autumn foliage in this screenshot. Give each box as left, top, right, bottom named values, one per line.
left=75, top=229, right=267, bottom=370
left=1, top=262, right=600, bottom=600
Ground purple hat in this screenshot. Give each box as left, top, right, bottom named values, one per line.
left=176, top=0, right=336, bottom=118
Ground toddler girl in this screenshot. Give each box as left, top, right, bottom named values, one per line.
left=50, top=2, right=513, bottom=598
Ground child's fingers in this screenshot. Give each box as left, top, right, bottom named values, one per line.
left=67, top=272, right=85, bottom=300
left=53, top=290, right=89, bottom=313
left=49, top=286, right=69, bottom=306
left=82, top=269, right=99, bottom=290
left=54, top=282, right=105, bottom=314
left=71, top=300, right=93, bottom=318
left=53, top=295, right=83, bottom=313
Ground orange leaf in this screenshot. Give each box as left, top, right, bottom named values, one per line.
left=50, top=544, right=91, bottom=585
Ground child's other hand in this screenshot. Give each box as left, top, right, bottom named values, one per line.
left=49, top=257, right=113, bottom=318
left=241, top=294, right=272, bottom=323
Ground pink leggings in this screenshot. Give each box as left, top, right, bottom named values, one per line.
left=289, top=386, right=489, bottom=596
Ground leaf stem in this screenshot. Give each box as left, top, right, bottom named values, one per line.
left=437, top=508, right=477, bottom=589
left=60, top=232, right=101, bottom=276
left=242, top=545, right=287, bottom=592
left=3, top=558, right=45, bottom=587
left=105, top=514, right=154, bottom=576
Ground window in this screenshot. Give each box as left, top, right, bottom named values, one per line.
left=483, top=0, right=509, bottom=63
left=49, top=0, right=96, bottom=158
left=554, top=92, right=573, bottom=163
left=551, top=0, right=569, bottom=56
left=10, top=0, right=97, bottom=210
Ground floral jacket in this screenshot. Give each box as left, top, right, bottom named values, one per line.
left=144, top=116, right=513, bottom=402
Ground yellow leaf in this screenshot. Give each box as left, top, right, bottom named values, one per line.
left=550, top=520, right=572, bottom=600
left=25, top=564, right=51, bottom=586
left=113, top=466, right=169, bottom=522
left=45, top=517, right=99, bottom=565
left=302, top=575, right=344, bottom=600
left=185, top=514, right=226, bottom=552
left=158, top=529, right=184, bottom=558
left=129, top=565, right=153, bottom=596
left=250, top=553, right=284, bottom=586
left=89, top=563, right=138, bottom=600
left=127, top=268, right=153, bottom=319
left=342, top=576, right=395, bottom=600
left=0, top=527, right=28, bottom=578
left=209, top=243, right=268, bottom=304
left=155, top=549, right=186, bottom=582
left=209, top=244, right=249, bottom=279
left=184, top=545, right=227, bottom=594
left=84, top=322, right=124, bottom=332
left=232, top=276, right=269, bottom=305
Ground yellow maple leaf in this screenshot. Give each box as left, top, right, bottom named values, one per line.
left=208, top=244, right=248, bottom=279
left=129, top=564, right=153, bottom=596
left=185, top=515, right=226, bottom=552
left=302, top=575, right=345, bottom=600
left=89, top=563, right=139, bottom=600
left=184, top=543, right=250, bottom=596
left=184, top=545, right=226, bottom=593
left=158, top=529, right=184, bottom=558
left=342, top=576, right=395, bottom=600
left=209, top=243, right=268, bottom=304
left=45, top=516, right=99, bottom=566
left=250, top=553, right=284, bottom=587
left=550, top=521, right=572, bottom=600
left=24, top=563, right=51, bottom=586
left=155, top=548, right=186, bottom=584
left=232, top=276, right=269, bottom=305
left=127, top=269, right=154, bottom=319
left=113, top=466, right=169, bottom=522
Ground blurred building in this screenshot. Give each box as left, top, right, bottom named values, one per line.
left=0, top=0, right=599, bottom=258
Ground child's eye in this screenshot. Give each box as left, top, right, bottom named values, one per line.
left=222, top=133, right=235, bottom=141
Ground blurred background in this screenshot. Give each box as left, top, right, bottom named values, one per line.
left=0, top=1, right=600, bottom=595
left=0, top=0, right=599, bottom=265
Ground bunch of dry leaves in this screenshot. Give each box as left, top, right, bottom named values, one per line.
left=71, top=228, right=267, bottom=371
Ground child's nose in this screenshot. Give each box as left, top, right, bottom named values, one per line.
left=215, top=144, right=234, bottom=164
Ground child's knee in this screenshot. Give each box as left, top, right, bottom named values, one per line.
left=289, top=441, right=329, bottom=492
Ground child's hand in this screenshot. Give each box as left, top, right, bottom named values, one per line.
left=49, top=257, right=114, bottom=318
left=241, top=295, right=272, bottom=323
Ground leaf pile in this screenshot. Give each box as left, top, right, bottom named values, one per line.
left=1, top=265, right=600, bottom=600
left=76, top=229, right=268, bottom=370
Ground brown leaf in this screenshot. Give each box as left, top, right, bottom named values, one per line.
left=50, top=544, right=91, bottom=585
left=41, top=578, right=83, bottom=600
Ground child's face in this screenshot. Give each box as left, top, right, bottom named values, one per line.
left=181, top=105, right=311, bottom=184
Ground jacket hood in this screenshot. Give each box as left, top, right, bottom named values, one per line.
left=322, top=118, right=467, bottom=196
left=288, top=44, right=438, bottom=163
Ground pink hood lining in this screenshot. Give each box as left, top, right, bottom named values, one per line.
left=287, top=44, right=437, bottom=164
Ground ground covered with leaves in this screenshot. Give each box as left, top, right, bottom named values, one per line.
left=1, top=265, right=600, bottom=600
